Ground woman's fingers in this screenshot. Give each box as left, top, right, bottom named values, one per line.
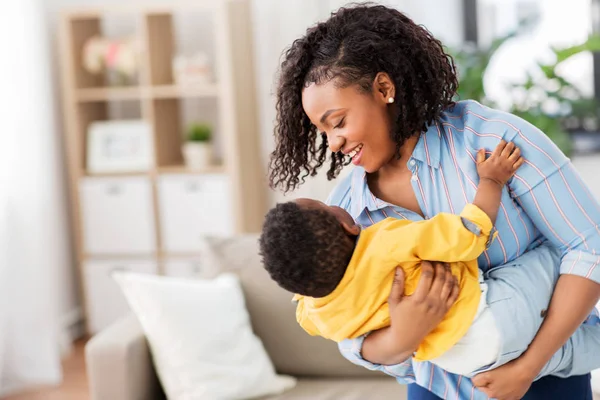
left=439, top=268, right=455, bottom=301
left=388, top=267, right=406, bottom=306
left=413, top=261, right=435, bottom=301
left=428, top=261, right=448, bottom=298
left=446, top=276, right=460, bottom=308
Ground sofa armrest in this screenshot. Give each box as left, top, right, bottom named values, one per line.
left=85, top=315, right=164, bottom=400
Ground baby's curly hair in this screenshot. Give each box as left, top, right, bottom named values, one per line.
left=259, top=202, right=356, bottom=298
left=270, top=3, right=458, bottom=192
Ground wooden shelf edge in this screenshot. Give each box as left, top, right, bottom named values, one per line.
left=81, top=253, right=159, bottom=261
left=150, top=84, right=219, bottom=99
left=157, top=165, right=226, bottom=174
left=76, top=87, right=142, bottom=102
left=75, top=84, right=219, bottom=102
left=82, top=170, right=152, bottom=178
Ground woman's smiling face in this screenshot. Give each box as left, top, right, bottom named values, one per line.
left=301, top=76, right=397, bottom=173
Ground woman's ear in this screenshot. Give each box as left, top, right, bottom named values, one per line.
left=341, top=221, right=361, bottom=236
left=373, top=72, right=395, bottom=104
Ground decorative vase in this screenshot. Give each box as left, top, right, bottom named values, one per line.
left=183, top=142, right=213, bottom=170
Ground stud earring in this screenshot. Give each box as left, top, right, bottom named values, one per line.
left=387, top=97, right=394, bottom=104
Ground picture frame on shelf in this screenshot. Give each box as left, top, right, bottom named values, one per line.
left=86, top=120, right=154, bottom=174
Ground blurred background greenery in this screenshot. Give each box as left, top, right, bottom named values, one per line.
left=450, top=19, right=600, bottom=156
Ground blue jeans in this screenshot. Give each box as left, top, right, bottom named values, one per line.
left=407, top=373, right=593, bottom=399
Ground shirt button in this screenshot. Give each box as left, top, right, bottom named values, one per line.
left=409, top=159, right=416, bottom=167
left=411, top=175, right=418, bottom=182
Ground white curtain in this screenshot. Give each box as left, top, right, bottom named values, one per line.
left=0, top=0, right=66, bottom=395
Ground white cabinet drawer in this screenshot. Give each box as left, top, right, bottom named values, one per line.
left=84, top=259, right=158, bottom=334
left=79, top=177, right=156, bottom=255
left=158, top=174, right=234, bottom=253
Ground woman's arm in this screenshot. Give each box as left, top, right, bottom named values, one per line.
left=470, top=113, right=600, bottom=398
left=363, top=262, right=458, bottom=363
left=505, top=160, right=600, bottom=372
left=339, top=262, right=458, bottom=380
left=340, top=261, right=458, bottom=373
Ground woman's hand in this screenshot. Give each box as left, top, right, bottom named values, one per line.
left=362, top=261, right=460, bottom=365
left=388, top=261, right=460, bottom=347
left=473, top=358, right=536, bottom=400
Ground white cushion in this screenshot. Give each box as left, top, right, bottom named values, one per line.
left=113, top=272, right=296, bottom=400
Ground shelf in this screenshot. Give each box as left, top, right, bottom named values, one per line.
left=150, top=84, right=219, bottom=99
left=75, top=84, right=219, bottom=102
left=76, top=87, right=142, bottom=102
left=83, top=169, right=151, bottom=178
left=158, top=165, right=226, bottom=175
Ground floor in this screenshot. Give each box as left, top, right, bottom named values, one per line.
left=1, top=340, right=597, bottom=400
left=2, top=341, right=89, bottom=400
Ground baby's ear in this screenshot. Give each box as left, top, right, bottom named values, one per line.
left=341, top=221, right=360, bottom=236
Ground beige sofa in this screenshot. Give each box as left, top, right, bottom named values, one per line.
left=85, top=235, right=407, bottom=400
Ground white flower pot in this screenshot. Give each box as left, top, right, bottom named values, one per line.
left=183, top=142, right=213, bottom=170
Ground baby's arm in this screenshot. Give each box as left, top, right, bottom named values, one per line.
left=473, top=141, right=524, bottom=224
left=384, top=142, right=524, bottom=263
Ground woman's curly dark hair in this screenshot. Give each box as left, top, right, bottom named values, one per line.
left=269, top=3, right=458, bottom=192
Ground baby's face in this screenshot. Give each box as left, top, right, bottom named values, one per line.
left=294, top=198, right=360, bottom=235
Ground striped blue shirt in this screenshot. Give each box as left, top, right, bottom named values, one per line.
left=328, top=100, right=600, bottom=399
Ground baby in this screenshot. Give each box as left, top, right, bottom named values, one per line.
left=259, top=141, right=583, bottom=376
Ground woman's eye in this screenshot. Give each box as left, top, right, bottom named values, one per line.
left=334, top=118, right=345, bottom=129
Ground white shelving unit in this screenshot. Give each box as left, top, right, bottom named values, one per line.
left=59, top=1, right=266, bottom=333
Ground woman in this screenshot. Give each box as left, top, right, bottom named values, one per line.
left=268, top=4, right=600, bottom=400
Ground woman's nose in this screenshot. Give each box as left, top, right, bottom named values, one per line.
left=327, top=134, right=345, bottom=153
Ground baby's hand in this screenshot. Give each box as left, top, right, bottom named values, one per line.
left=476, top=140, right=524, bottom=187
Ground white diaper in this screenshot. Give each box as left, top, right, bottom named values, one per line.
left=429, top=275, right=502, bottom=376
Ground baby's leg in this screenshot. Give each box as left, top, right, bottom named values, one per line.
left=537, top=318, right=600, bottom=378
left=482, top=244, right=561, bottom=365
left=483, top=244, right=600, bottom=377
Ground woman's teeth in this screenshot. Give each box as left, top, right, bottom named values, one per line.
left=349, top=144, right=363, bottom=158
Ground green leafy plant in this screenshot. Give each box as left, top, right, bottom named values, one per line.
left=507, top=34, right=600, bottom=155
left=186, top=123, right=212, bottom=142
left=449, top=19, right=600, bottom=156
left=450, top=20, right=529, bottom=107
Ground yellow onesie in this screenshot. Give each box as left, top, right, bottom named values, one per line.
left=293, top=204, right=495, bottom=361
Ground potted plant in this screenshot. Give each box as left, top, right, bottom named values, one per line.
left=183, top=123, right=213, bottom=169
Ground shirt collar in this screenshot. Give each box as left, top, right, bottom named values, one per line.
left=348, top=120, right=443, bottom=219
left=349, top=168, right=393, bottom=218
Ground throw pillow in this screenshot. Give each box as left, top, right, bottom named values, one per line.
left=113, top=272, right=296, bottom=400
